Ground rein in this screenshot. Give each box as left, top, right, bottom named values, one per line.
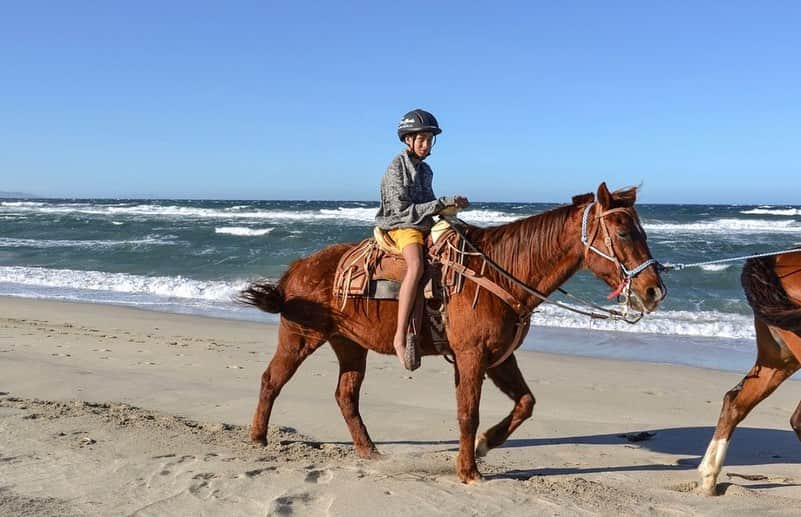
left=659, top=248, right=801, bottom=272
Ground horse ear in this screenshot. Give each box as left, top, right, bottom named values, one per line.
left=597, top=182, right=612, bottom=208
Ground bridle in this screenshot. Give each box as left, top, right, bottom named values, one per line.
left=580, top=201, right=662, bottom=313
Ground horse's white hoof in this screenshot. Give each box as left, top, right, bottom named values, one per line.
left=697, top=477, right=719, bottom=496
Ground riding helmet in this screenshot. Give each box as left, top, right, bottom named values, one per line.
left=397, top=109, right=442, bottom=142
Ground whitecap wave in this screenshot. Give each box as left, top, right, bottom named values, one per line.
left=459, top=210, right=522, bottom=225
left=0, top=236, right=175, bottom=249
left=215, top=227, right=274, bottom=236
left=699, top=264, right=731, bottom=272
left=0, top=201, right=527, bottom=226
left=644, top=218, right=801, bottom=234
left=740, top=208, right=801, bottom=216
left=318, top=207, right=378, bottom=221
left=0, top=265, right=246, bottom=301
left=531, top=304, right=755, bottom=340
left=0, top=201, right=46, bottom=208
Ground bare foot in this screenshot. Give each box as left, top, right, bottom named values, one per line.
left=393, top=333, right=406, bottom=367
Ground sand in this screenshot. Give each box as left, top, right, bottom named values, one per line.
left=2, top=296, right=801, bottom=516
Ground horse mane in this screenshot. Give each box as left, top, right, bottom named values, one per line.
left=471, top=193, right=595, bottom=282
left=742, top=256, right=801, bottom=335
left=609, top=186, right=638, bottom=207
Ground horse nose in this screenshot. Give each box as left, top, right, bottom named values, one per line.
left=646, top=285, right=665, bottom=304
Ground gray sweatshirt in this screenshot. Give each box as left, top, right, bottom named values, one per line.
left=375, top=151, right=455, bottom=232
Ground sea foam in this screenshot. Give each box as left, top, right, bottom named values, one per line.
left=215, top=227, right=274, bottom=236
left=740, top=208, right=801, bottom=216
left=0, top=266, right=246, bottom=301
left=644, top=218, right=801, bottom=234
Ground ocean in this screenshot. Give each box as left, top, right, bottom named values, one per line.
left=2, top=199, right=800, bottom=372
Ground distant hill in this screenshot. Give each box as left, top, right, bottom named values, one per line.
left=0, top=191, right=35, bottom=198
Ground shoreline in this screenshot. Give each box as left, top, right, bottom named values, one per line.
left=1, top=293, right=760, bottom=374
left=3, top=296, right=801, bottom=515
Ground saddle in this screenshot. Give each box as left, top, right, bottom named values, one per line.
left=332, top=220, right=467, bottom=356
left=333, top=220, right=464, bottom=303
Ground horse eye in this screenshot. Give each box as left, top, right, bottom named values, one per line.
left=617, top=230, right=630, bottom=239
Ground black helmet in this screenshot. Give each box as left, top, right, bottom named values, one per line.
left=397, top=109, right=442, bottom=142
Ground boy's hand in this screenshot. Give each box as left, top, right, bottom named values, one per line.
left=453, top=196, right=469, bottom=209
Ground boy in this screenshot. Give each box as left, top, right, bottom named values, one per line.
left=375, top=109, right=469, bottom=370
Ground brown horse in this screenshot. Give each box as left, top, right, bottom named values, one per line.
left=239, top=182, right=666, bottom=482
left=698, top=249, right=801, bottom=495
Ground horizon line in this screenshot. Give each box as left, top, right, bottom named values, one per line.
left=0, top=194, right=795, bottom=207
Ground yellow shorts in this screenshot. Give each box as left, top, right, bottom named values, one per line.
left=387, top=228, right=425, bottom=251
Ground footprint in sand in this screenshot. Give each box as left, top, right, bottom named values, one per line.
left=239, top=466, right=278, bottom=479
left=304, top=469, right=333, bottom=484
left=269, top=492, right=331, bottom=516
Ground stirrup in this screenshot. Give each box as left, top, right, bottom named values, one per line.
left=404, top=333, right=421, bottom=371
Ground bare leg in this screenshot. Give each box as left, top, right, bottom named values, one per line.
left=393, top=243, right=424, bottom=368
left=698, top=320, right=799, bottom=495
left=475, top=354, right=535, bottom=457
left=454, top=349, right=485, bottom=483
left=329, top=336, right=379, bottom=458
left=250, top=321, right=325, bottom=444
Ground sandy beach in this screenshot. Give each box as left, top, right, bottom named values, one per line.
left=2, top=297, right=801, bottom=516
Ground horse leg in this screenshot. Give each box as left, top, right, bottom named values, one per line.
left=791, top=400, right=801, bottom=442
left=698, top=320, right=799, bottom=495
left=250, top=321, right=325, bottom=445
left=454, top=350, right=485, bottom=483
left=329, top=336, right=379, bottom=459
left=474, top=354, right=535, bottom=457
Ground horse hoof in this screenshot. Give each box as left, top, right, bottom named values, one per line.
left=474, top=436, right=490, bottom=457
left=250, top=434, right=268, bottom=446
left=459, top=471, right=484, bottom=485
left=357, top=447, right=382, bottom=460
left=696, top=479, right=719, bottom=496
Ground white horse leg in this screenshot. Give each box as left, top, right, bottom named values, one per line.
left=698, top=320, right=798, bottom=495
left=698, top=438, right=729, bottom=495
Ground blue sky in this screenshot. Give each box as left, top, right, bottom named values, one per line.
left=1, top=2, right=799, bottom=204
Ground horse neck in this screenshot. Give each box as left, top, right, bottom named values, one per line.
left=471, top=204, right=585, bottom=302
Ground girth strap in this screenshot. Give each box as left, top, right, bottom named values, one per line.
left=439, top=258, right=532, bottom=369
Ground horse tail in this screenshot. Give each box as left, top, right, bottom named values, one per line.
left=742, top=256, right=801, bottom=334
left=238, top=281, right=285, bottom=314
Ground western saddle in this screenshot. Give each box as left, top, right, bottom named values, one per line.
left=332, top=220, right=463, bottom=356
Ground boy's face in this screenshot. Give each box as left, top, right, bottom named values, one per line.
left=405, top=132, right=434, bottom=160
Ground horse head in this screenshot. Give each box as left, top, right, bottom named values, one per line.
left=579, top=182, right=666, bottom=314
